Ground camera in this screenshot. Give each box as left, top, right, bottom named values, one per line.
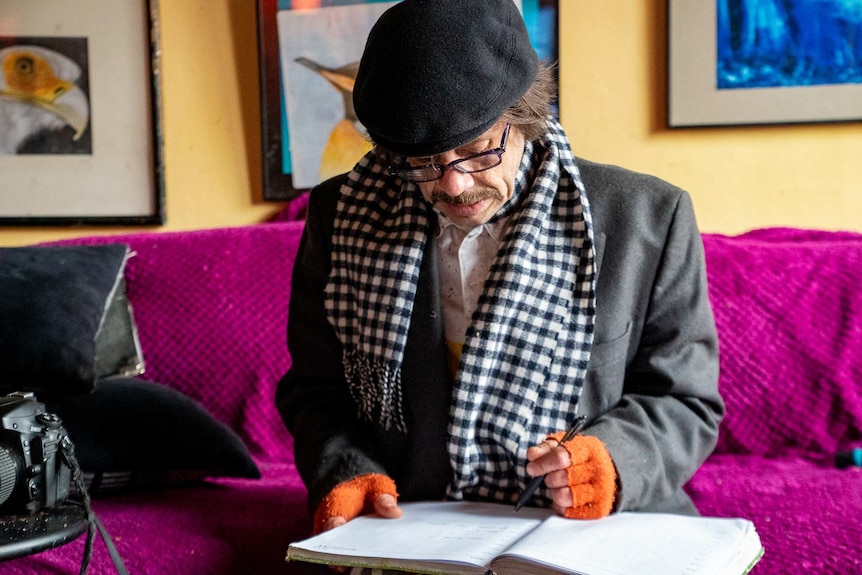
left=0, top=392, right=72, bottom=514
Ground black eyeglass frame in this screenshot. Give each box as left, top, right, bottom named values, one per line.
left=386, top=123, right=511, bottom=183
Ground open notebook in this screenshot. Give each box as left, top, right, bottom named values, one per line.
left=287, top=501, right=763, bottom=575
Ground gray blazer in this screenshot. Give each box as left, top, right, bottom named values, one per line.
left=277, top=158, right=724, bottom=515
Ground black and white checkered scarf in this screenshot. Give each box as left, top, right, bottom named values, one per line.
left=325, top=118, right=596, bottom=504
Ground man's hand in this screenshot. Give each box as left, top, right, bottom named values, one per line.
left=314, top=473, right=402, bottom=534
left=314, top=474, right=402, bottom=573
left=319, top=492, right=402, bottom=532
left=525, top=433, right=617, bottom=519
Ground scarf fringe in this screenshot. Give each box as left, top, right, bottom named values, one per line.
left=343, top=349, right=407, bottom=433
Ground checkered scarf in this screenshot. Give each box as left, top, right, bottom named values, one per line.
left=325, top=118, right=596, bottom=504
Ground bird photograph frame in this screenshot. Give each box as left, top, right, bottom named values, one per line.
left=256, top=0, right=559, bottom=202
left=668, top=0, right=862, bottom=128
left=0, top=0, right=165, bottom=226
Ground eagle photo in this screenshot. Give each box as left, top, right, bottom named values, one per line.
left=0, top=37, right=92, bottom=155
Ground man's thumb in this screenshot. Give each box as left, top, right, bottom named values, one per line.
left=374, top=493, right=403, bottom=519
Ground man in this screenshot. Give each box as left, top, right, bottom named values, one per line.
left=277, top=0, right=724, bottom=535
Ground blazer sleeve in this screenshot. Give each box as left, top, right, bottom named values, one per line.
left=578, top=160, right=725, bottom=513
left=276, top=178, right=390, bottom=512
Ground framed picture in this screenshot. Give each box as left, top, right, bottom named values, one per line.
left=668, top=0, right=862, bottom=128
left=256, top=0, right=559, bottom=202
left=0, top=0, right=165, bottom=225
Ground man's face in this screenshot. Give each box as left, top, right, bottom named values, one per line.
left=411, top=122, right=524, bottom=228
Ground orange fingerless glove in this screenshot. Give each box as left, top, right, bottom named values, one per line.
left=313, top=473, right=399, bottom=534
left=546, top=432, right=617, bottom=520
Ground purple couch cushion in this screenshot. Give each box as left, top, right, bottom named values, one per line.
left=54, top=222, right=305, bottom=463
left=703, top=228, right=862, bottom=459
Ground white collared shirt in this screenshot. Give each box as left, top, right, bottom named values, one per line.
left=435, top=212, right=510, bottom=376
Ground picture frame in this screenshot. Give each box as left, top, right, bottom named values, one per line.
left=256, top=0, right=559, bottom=202
left=668, top=0, right=862, bottom=128
left=0, top=0, right=165, bottom=225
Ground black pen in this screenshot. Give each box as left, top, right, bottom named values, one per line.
left=514, top=415, right=588, bottom=512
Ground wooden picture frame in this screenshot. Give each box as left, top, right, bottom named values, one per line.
left=668, top=0, right=862, bottom=128
left=256, top=0, right=559, bottom=202
left=0, top=0, right=165, bottom=225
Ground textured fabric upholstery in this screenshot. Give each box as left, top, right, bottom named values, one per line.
left=703, top=228, right=862, bottom=459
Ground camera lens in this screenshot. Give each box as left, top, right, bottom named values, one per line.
left=0, top=445, right=24, bottom=507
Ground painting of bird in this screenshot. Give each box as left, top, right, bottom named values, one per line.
left=294, top=56, right=372, bottom=182
left=0, top=43, right=91, bottom=155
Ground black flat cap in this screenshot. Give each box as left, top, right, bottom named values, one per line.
left=353, top=0, right=538, bottom=157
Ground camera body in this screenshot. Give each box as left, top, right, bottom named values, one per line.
left=0, top=392, right=72, bottom=514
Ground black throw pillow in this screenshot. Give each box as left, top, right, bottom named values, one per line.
left=0, top=244, right=143, bottom=395
left=45, top=378, right=260, bottom=495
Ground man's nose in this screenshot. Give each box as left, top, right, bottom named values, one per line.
left=433, top=167, right=473, bottom=197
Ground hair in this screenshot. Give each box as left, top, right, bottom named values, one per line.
left=501, top=62, right=558, bottom=143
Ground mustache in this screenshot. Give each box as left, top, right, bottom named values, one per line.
left=430, top=188, right=502, bottom=206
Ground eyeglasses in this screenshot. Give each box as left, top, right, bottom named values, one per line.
left=387, top=124, right=510, bottom=183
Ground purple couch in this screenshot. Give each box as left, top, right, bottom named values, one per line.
left=3, top=216, right=860, bottom=574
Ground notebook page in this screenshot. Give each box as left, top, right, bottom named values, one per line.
left=289, top=501, right=550, bottom=568
left=492, top=512, right=760, bottom=575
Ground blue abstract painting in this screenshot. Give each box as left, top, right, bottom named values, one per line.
left=717, top=0, right=862, bottom=89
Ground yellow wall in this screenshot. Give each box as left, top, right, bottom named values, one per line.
left=561, top=2, right=862, bottom=234
left=2, top=0, right=860, bottom=247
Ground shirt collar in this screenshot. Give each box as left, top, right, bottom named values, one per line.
left=435, top=211, right=510, bottom=245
